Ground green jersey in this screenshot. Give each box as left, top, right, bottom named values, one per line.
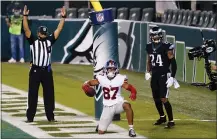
left=9, top=15, right=23, bottom=35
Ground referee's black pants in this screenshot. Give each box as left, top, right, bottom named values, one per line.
left=26, top=65, right=55, bottom=121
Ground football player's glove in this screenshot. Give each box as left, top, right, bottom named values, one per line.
left=129, top=92, right=137, bottom=101
left=166, top=77, right=174, bottom=88
left=145, top=72, right=151, bottom=80
left=126, top=84, right=137, bottom=101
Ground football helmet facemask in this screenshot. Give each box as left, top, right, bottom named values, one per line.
left=149, top=26, right=163, bottom=44
left=104, top=60, right=119, bottom=79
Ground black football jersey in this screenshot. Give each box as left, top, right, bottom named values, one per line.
left=146, top=42, right=174, bottom=74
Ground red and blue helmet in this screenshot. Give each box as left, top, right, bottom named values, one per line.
left=104, top=60, right=119, bottom=79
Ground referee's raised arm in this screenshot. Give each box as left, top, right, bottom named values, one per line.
left=23, top=5, right=31, bottom=39
left=53, top=6, right=66, bottom=40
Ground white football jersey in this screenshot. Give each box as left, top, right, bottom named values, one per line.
left=96, top=73, right=128, bottom=106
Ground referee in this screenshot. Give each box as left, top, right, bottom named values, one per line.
left=23, top=5, right=66, bottom=122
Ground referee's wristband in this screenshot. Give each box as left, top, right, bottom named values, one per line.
left=62, top=15, right=66, bottom=18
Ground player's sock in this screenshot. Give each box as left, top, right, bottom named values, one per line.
left=163, top=101, right=173, bottom=121
left=129, top=125, right=134, bottom=130
left=154, top=99, right=165, bottom=116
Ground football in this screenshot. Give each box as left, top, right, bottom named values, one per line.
left=82, top=84, right=96, bottom=97
left=85, top=87, right=96, bottom=97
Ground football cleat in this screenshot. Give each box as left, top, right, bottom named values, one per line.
left=165, top=121, right=175, bottom=129
left=153, top=115, right=167, bottom=125
left=49, top=119, right=57, bottom=122
left=25, top=119, right=33, bottom=123
left=129, top=128, right=136, bottom=137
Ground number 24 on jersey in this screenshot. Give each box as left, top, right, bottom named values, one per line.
left=149, top=54, right=163, bottom=66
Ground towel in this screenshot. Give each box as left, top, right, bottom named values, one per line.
left=173, top=78, right=180, bottom=89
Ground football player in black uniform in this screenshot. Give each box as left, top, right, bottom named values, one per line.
left=145, top=26, right=177, bottom=128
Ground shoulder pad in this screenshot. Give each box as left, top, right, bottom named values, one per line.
left=168, top=44, right=175, bottom=50
left=118, top=74, right=128, bottom=84
left=95, top=74, right=103, bottom=79
left=164, top=41, right=172, bottom=45
left=164, top=42, right=175, bottom=50
left=120, top=74, right=128, bottom=81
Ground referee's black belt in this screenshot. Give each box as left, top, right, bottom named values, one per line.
left=32, top=64, right=50, bottom=69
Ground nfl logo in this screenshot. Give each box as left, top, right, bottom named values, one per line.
left=96, top=13, right=104, bottom=22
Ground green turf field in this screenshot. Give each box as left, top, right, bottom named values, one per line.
left=1, top=63, right=216, bottom=139
left=1, top=120, right=34, bottom=138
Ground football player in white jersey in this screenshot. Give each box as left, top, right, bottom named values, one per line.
left=82, top=60, right=137, bottom=137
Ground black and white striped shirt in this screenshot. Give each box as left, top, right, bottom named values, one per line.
left=27, top=33, right=56, bottom=67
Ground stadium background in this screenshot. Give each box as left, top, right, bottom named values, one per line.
left=1, top=1, right=217, bottom=138
left=1, top=1, right=216, bottom=83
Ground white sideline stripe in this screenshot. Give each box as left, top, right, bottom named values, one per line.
left=2, top=111, right=26, bottom=115
left=2, top=103, right=31, bottom=106
left=2, top=96, right=27, bottom=99
left=122, top=119, right=216, bottom=122
left=31, top=116, right=95, bottom=122
left=1, top=84, right=146, bottom=138
left=37, top=123, right=97, bottom=127
left=2, top=102, right=43, bottom=105
left=2, top=99, right=27, bottom=102
left=70, top=133, right=139, bottom=139
left=2, top=112, right=53, bottom=138
left=3, top=115, right=94, bottom=124
left=2, top=107, right=44, bottom=110
left=47, top=128, right=95, bottom=133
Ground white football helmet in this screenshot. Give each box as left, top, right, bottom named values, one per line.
left=104, top=60, right=119, bottom=79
